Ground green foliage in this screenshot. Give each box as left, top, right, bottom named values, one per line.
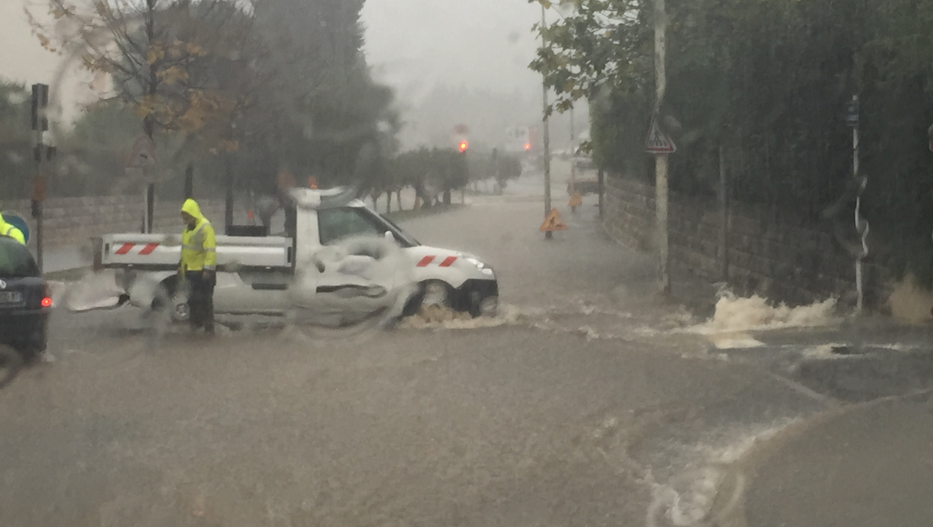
left=532, top=0, right=933, bottom=286
left=247, top=0, right=399, bottom=192
left=387, top=148, right=469, bottom=204
left=0, top=81, right=32, bottom=199
left=465, top=152, right=523, bottom=188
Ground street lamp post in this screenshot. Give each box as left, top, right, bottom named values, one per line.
left=541, top=3, right=553, bottom=240
left=653, top=0, right=671, bottom=294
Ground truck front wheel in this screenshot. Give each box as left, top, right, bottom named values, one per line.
left=403, top=280, right=452, bottom=317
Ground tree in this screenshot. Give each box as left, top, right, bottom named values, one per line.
left=0, top=80, right=33, bottom=199
left=529, top=0, right=933, bottom=286
left=248, top=0, right=399, bottom=192
left=29, top=0, right=266, bottom=202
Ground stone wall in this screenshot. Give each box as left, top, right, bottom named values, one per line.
left=603, top=177, right=893, bottom=306
left=0, top=195, right=230, bottom=249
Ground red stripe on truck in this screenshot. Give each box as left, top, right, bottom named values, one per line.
left=139, top=243, right=159, bottom=255
left=439, top=256, right=458, bottom=267
left=115, top=243, right=135, bottom=255
left=416, top=256, right=436, bottom=267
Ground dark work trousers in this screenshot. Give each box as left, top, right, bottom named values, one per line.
left=185, top=271, right=215, bottom=333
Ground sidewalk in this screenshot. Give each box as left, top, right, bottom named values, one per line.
left=742, top=394, right=933, bottom=526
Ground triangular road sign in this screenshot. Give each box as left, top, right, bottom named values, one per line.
left=540, top=208, right=569, bottom=232
left=125, top=135, right=158, bottom=169
left=645, top=115, right=676, bottom=154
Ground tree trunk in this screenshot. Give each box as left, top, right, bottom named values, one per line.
left=184, top=163, right=194, bottom=199
left=386, top=190, right=392, bottom=213
left=397, top=189, right=403, bottom=210
left=224, top=157, right=234, bottom=233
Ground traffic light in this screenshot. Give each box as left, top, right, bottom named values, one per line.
left=31, top=84, right=49, bottom=132
left=458, top=140, right=469, bottom=153
left=524, top=143, right=531, bottom=152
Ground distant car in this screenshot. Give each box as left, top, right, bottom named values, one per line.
left=0, top=237, right=51, bottom=358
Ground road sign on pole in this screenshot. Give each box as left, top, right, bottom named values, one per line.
left=846, top=99, right=860, bottom=128
left=3, top=213, right=30, bottom=244
left=125, top=135, right=158, bottom=169
left=645, top=115, right=676, bottom=154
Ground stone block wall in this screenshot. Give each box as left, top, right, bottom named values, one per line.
left=603, top=177, right=893, bottom=306
left=0, top=195, right=230, bottom=249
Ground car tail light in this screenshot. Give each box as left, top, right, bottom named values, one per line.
left=41, top=297, right=53, bottom=308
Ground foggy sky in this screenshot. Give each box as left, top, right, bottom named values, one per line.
left=361, top=0, right=543, bottom=101
left=1, top=0, right=575, bottom=146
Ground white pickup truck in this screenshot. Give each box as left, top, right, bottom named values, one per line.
left=76, top=188, right=498, bottom=322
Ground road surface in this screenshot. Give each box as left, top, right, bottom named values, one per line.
left=3, top=170, right=933, bottom=526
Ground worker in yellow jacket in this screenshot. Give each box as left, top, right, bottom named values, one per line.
left=180, top=199, right=217, bottom=334
left=0, top=213, right=25, bottom=244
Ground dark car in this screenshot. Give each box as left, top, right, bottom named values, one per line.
left=0, top=236, right=51, bottom=357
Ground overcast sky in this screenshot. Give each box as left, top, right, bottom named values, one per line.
left=361, top=0, right=544, bottom=101
left=0, top=0, right=550, bottom=132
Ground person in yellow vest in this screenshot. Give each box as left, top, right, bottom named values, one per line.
left=179, top=199, right=217, bottom=334
left=0, top=213, right=25, bottom=244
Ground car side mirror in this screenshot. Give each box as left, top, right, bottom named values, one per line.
left=384, top=231, right=396, bottom=243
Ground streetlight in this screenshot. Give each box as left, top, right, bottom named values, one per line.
left=540, top=3, right=553, bottom=239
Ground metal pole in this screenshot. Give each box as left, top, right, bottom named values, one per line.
left=541, top=4, right=553, bottom=240
left=853, top=94, right=866, bottom=314
left=654, top=0, right=671, bottom=294
left=718, top=146, right=729, bottom=280
left=570, top=107, right=578, bottom=212
left=597, top=168, right=605, bottom=218
left=34, top=129, right=44, bottom=273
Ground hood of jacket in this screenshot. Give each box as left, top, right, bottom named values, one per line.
left=181, top=199, right=204, bottom=222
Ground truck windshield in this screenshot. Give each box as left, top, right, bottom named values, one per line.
left=365, top=209, right=420, bottom=247
left=317, top=206, right=419, bottom=247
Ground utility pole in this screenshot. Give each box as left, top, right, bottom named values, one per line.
left=848, top=95, right=868, bottom=314
left=30, top=84, right=49, bottom=273
left=541, top=4, right=553, bottom=239
left=653, top=0, right=671, bottom=294
left=570, top=107, right=577, bottom=213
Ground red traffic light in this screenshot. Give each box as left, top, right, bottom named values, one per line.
left=458, top=140, right=469, bottom=153
left=524, top=143, right=531, bottom=151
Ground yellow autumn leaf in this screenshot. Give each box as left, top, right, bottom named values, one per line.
left=186, top=43, right=204, bottom=56
left=219, top=140, right=239, bottom=152
left=146, top=47, right=164, bottom=64
left=132, top=103, right=153, bottom=119
left=157, top=65, right=189, bottom=85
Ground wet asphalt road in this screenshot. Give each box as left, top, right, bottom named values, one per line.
left=4, top=171, right=933, bottom=526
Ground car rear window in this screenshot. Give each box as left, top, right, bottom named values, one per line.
left=0, top=238, right=39, bottom=277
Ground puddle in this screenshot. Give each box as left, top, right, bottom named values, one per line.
left=646, top=420, right=798, bottom=527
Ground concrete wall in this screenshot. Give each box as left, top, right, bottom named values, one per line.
left=602, top=177, right=893, bottom=307
left=0, top=195, right=230, bottom=249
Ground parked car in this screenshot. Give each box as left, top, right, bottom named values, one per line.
left=0, top=237, right=52, bottom=358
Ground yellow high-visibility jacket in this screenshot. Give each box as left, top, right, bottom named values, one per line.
left=180, top=199, right=216, bottom=272
left=0, top=213, right=25, bottom=245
